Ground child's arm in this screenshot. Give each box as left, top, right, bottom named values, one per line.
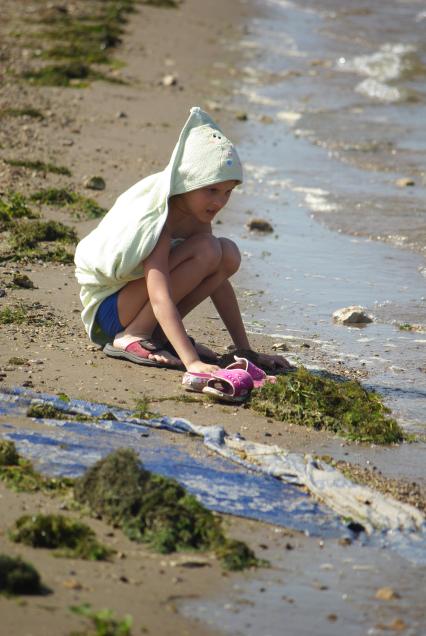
left=143, top=228, right=219, bottom=373
left=211, top=279, right=291, bottom=370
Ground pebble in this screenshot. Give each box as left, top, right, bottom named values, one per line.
left=333, top=306, right=373, bottom=325
left=272, top=342, right=288, bottom=351
left=63, top=578, right=82, bottom=590
left=83, top=176, right=106, bottom=191
left=235, top=111, right=248, bottom=121
left=246, top=218, right=274, bottom=233
left=395, top=177, right=415, bottom=187
left=116, top=111, right=127, bottom=118
left=162, top=74, right=178, bottom=87
left=375, top=586, right=400, bottom=601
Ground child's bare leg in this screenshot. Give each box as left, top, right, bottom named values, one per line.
left=113, top=234, right=224, bottom=364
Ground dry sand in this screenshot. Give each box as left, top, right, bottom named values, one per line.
left=1, top=1, right=425, bottom=635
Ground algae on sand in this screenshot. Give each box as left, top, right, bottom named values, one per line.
left=74, top=449, right=264, bottom=571
left=10, top=514, right=112, bottom=561
left=0, top=440, right=74, bottom=495
left=0, top=554, right=43, bottom=595
left=249, top=366, right=404, bottom=444
left=30, top=188, right=106, bottom=219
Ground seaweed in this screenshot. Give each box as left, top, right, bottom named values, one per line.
left=12, top=273, right=36, bottom=289
left=9, top=514, right=112, bottom=561
left=9, top=220, right=77, bottom=250
left=0, top=440, right=74, bottom=495
left=0, top=305, right=28, bottom=325
left=23, top=62, right=94, bottom=87
left=0, top=555, right=42, bottom=595
left=8, top=356, right=29, bottom=365
left=0, top=192, right=38, bottom=230
left=70, top=604, right=133, bottom=636
left=0, top=440, right=20, bottom=466
left=5, top=159, right=71, bottom=176
left=142, top=0, right=179, bottom=6
left=249, top=367, right=404, bottom=444
left=30, top=188, right=106, bottom=218
left=0, top=107, right=44, bottom=120
left=74, top=449, right=265, bottom=570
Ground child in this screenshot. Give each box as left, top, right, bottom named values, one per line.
left=74, top=107, right=290, bottom=374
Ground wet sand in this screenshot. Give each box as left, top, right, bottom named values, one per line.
left=1, top=1, right=426, bottom=635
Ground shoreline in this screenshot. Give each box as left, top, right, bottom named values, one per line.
left=1, top=1, right=426, bottom=635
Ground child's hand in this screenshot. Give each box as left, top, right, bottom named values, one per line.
left=255, top=352, right=293, bottom=371
left=187, top=361, right=220, bottom=375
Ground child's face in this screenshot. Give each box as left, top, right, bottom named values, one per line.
left=174, top=180, right=237, bottom=224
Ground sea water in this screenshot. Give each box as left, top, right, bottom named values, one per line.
left=226, top=0, right=426, bottom=432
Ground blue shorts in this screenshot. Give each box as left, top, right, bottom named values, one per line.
left=95, top=291, right=124, bottom=338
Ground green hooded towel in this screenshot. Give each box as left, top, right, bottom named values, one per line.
left=74, top=106, right=243, bottom=345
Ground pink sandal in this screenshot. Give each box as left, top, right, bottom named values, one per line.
left=225, top=356, right=276, bottom=388
left=202, top=369, right=254, bottom=403
left=182, top=371, right=212, bottom=393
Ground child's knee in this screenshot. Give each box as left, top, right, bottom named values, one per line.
left=219, top=238, right=241, bottom=276
left=194, top=234, right=222, bottom=270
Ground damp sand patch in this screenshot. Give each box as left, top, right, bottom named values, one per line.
left=9, top=514, right=112, bottom=561
left=249, top=367, right=405, bottom=444
left=74, top=448, right=266, bottom=571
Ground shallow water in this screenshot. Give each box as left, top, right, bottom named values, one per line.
left=226, top=0, right=426, bottom=431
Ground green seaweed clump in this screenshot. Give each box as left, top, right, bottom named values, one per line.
left=9, top=514, right=112, bottom=561
left=249, top=367, right=404, bottom=444
left=70, top=604, right=133, bottom=636
left=9, top=220, right=77, bottom=250
left=0, top=554, right=42, bottom=595
left=74, top=449, right=264, bottom=570
left=0, top=305, right=28, bottom=325
left=5, top=159, right=71, bottom=176
left=0, top=440, right=20, bottom=467
left=30, top=188, right=105, bottom=218
left=0, top=440, right=74, bottom=495
left=27, top=403, right=72, bottom=420
left=0, top=107, right=44, bottom=120
left=0, top=192, right=37, bottom=230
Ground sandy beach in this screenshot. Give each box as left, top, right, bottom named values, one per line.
left=1, top=1, right=425, bottom=634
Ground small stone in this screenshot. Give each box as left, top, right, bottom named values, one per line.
left=12, top=274, right=35, bottom=289
left=375, top=586, right=400, bottom=601
left=62, top=139, right=74, bottom=146
left=162, top=74, right=178, bottom=87
left=333, top=306, right=373, bottom=325
left=235, top=111, right=248, bottom=121
left=116, top=111, right=127, bottom=118
left=83, top=176, right=106, bottom=191
left=327, top=613, right=338, bottom=622
left=272, top=342, right=288, bottom=351
left=246, top=218, right=274, bottom=233
left=0, top=289, right=6, bottom=297
left=338, top=537, right=352, bottom=546
left=395, top=178, right=415, bottom=187
left=259, top=114, right=274, bottom=124
left=63, top=578, right=82, bottom=590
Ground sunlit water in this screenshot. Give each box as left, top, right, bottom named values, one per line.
left=226, top=0, right=426, bottom=431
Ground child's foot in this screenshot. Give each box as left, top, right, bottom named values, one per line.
left=106, top=335, right=182, bottom=368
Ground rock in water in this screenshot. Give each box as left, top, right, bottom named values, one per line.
left=332, top=306, right=373, bottom=325
left=246, top=218, right=274, bottom=233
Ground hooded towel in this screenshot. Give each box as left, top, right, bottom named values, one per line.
left=74, top=106, right=243, bottom=345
